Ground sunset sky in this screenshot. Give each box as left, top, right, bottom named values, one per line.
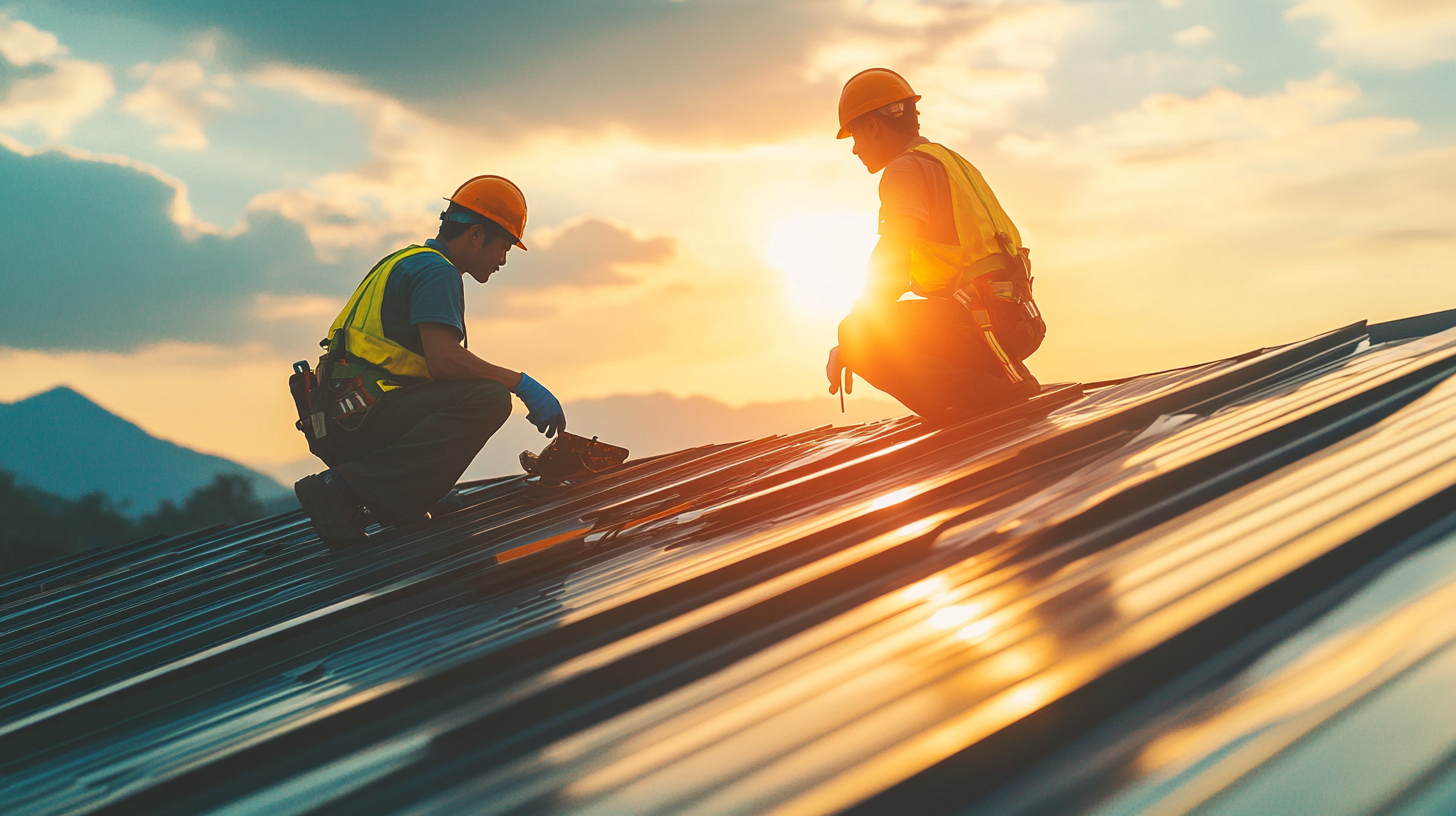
left=1, top=0, right=1453, bottom=481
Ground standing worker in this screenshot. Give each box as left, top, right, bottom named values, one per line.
left=826, top=69, right=1046, bottom=421
left=292, top=175, right=566, bottom=548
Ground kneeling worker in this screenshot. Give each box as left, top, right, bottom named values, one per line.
left=826, top=69, right=1046, bottom=422
left=294, top=175, right=566, bottom=547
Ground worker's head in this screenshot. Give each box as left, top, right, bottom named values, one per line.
left=440, top=175, right=529, bottom=283
left=836, top=68, right=921, bottom=174
left=845, top=100, right=921, bottom=173
left=439, top=203, right=516, bottom=283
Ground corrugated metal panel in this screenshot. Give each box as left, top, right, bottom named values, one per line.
left=993, top=525, right=1456, bottom=816
left=3, top=316, right=1456, bottom=816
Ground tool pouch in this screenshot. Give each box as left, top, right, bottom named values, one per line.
left=323, top=345, right=418, bottom=428
left=290, top=358, right=346, bottom=467
left=947, top=242, right=1047, bottom=384
left=980, top=264, right=1045, bottom=361
left=954, top=243, right=1045, bottom=354
left=288, top=330, right=359, bottom=467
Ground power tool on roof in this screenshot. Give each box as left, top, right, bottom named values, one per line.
left=520, top=431, right=629, bottom=487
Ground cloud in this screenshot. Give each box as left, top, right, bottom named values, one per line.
left=243, top=65, right=469, bottom=255
left=0, top=141, right=359, bottom=351
left=0, top=134, right=222, bottom=236
left=160, top=2, right=1090, bottom=277
left=0, top=131, right=681, bottom=360
left=0, top=14, right=112, bottom=139
left=1287, top=0, right=1456, bottom=68
left=1173, top=25, right=1215, bottom=46
left=0, top=13, right=62, bottom=66
left=123, top=58, right=234, bottom=149
left=994, top=72, right=1456, bottom=379
left=241, top=66, right=722, bottom=262
left=115, top=0, right=1092, bottom=147
left=513, top=218, right=675, bottom=290
left=461, top=217, right=678, bottom=321
left=0, top=59, right=113, bottom=138
left=112, top=0, right=842, bottom=145
left=806, top=0, right=1087, bottom=136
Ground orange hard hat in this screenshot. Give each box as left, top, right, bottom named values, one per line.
left=446, top=175, right=529, bottom=250
left=836, top=68, right=920, bottom=139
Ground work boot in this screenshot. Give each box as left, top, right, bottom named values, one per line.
left=365, top=489, right=465, bottom=529
left=366, top=507, right=430, bottom=529
left=294, top=470, right=368, bottom=549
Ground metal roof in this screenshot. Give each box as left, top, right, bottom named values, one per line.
left=6, top=310, right=1456, bottom=816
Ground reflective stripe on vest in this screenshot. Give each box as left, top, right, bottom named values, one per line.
left=327, top=245, right=447, bottom=380
left=905, top=143, right=1023, bottom=295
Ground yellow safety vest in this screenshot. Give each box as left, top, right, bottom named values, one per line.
left=902, top=144, right=1043, bottom=384
left=326, top=245, right=447, bottom=381
left=905, top=143, right=1024, bottom=295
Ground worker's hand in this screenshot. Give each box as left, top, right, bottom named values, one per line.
left=826, top=346, right=853, bottom=395
left=513, top=373, right=567, bottom=438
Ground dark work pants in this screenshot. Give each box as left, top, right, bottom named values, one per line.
left=334, top=379, right=513, bottom=522
left=838, top=298, right=1038, bottom=421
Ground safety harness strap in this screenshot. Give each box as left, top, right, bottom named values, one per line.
left=951, top=285, right=1025, bottom=384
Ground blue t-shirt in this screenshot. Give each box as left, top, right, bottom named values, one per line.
left=378, top=239, right=466, bottom=356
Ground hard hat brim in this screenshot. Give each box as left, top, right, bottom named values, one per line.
left=835, top=94, right=921, bottom=139
left=442, top=196, right=528, bottom=250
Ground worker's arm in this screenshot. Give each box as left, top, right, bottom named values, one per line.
left=860, top=215, right=923, bottom=305
left=419, top=322, right=522, bottom=389
left=420, top=322, right=566, bottom=437
left=827, top=216, right=922, bottom=394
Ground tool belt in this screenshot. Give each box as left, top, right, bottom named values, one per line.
left=945, top=238, right=1046, bottom=384
left=287, top=329, right=423, bottom=467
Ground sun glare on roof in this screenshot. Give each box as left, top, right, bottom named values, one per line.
left=766, top=212, right=877, bottom=317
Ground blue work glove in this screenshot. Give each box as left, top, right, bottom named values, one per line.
left=514, top=373, right=566, bottom=438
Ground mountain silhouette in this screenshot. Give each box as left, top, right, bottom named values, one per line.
left=0, top=386, right=289, bottom=515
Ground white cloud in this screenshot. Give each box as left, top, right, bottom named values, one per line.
left=0, top=13, right=62, bottom=65
left=996, top=72, right=1455, bottom=379
left=245, top=65, right=471, bottom=255
left=807, top=0, right=1088, bottom=136
left=1287, top=0, right=1456, bottom=68
left=0, top=15, right=112, bottom=139
left=0, top=59, right=113, bottom=138
left=123, top=58, right=234, bottom=149
left=1173, top=24, right=1215, bottom=46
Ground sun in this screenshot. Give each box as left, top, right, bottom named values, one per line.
left=766, top=212, right=878, bottom=316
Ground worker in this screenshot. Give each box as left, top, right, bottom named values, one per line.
left=293, top=175, right=566, bottom=548
left=826, top=68, right=1046, bottom=422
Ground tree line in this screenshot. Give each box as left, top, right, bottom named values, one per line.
left=0, top=471, right=292, bottom=576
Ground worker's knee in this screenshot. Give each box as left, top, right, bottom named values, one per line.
left=838, top=301, right=901, bottom=352
left=459, top=379, right=513, bottom=422
left=424, top=378, right=513, bottom=427
left=838, top=312, right=870, bottom=358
